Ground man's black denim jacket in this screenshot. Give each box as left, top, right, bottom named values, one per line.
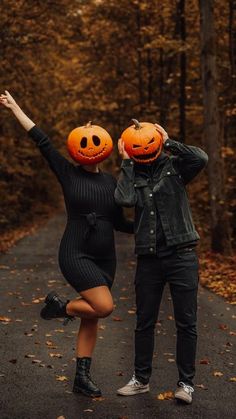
left=114, top=139, right=208, bottom=255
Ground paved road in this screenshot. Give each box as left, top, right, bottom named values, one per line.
left=0, top=214, right=235, bottom=419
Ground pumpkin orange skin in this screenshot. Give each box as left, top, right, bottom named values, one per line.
left=121, top=121, right=163, bottom=163
left=67, top=123, right=113, bottom=165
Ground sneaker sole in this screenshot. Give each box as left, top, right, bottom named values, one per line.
left=175, top=394, right=192, bottom=404
left=117, top=386, right=150, bottom=396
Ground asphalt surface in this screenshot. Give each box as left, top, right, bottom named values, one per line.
left=0, top=213, right=235, bottom=419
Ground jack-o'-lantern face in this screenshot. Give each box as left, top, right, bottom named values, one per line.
left=121, top=119, right=163, bottom=163
left=67, top=122, right=113, bottom=165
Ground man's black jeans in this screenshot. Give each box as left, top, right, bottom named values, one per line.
left=134, top=249, right=199, bottom=387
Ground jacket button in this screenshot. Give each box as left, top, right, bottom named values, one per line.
left=150, top=211, right=154, bottom=215
left=149, top=193, right=153, bottom=197
left=167, top=172, right=171, bottom=175
left=134, top=183, right=137, bottom=187
left=150, top=229, right=154, bottom=234
left=150, top=247, right=154, bottom=252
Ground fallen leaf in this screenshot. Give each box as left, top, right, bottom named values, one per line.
left=218, top=324, right=228, bottom=330
left=84, top=410, right=94, bottom=413
left=24, top=354, right=35, bottom=358
left=98, top=325, right=106, bottom=330
left=229, top=377, right=236, bottom=382
left=128, top=310, right=136, bottom=314
left=112, top=316, right=122, bottom=322
left=92, top=396, right=105, bottom=401
left=199, top=359, right=210, bottom=365
left=56, top=375, right=68, bottom=382
left=0, top=316, right=11, bottom=323
left=116, top=371, right=124, bottom=376
left=168, top=358, right=175, bottom=363
left=32, top=359, right=42, bottom=364
left=57, top=416, right=66, bottom=419
left=213, top=371, right=223, bottom=377
left=32, top=299, right=41, bottom=304
left=157, top=391, right=174, bottom=400
left=9, top=359, right=17, bottom=364
left=195, top=384, right=208, bottom=390
left=49, top=353, right=63, bottom=358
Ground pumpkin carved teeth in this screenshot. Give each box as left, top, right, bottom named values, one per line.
left=133, top=148, right=160, bottom=162
left=78, top=146, right=106, bottom=158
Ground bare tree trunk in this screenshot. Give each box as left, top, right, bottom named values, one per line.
left=229, top=0, right=236, bottom=79
left=177, top=0, right=186, bottom=142
left=199, top=0, right=232, bottom=254
left=136, top=3, right=144, bottom=116
left=147, top=48, right=153, bottom=106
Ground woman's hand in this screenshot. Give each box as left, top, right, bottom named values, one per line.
left=0, top=90, right=18, bottom=110
left=155, top=123, right=169, bottom=143
left=0, top=90, right=35, bottom=131
left=118, top=138, right=130, bottom=160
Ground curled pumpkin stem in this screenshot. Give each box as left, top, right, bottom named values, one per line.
left=85, top=121, right=92, bottom=128
left=132, top=119, right=141, bottom=130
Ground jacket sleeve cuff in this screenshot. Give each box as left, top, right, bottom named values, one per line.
left=121, top=159, right=134, bottom=168
left=163, top=138, right=179, bottom=150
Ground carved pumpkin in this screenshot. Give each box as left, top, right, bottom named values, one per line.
left=67, top=121, right=113, bottom=165
left=121, top=119, right=163, bottom=163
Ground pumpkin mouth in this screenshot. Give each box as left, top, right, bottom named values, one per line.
left=78, top=146, right=107, bottom=159
left=133, top=148, right=160, bottom=162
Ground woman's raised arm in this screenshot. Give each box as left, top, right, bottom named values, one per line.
left=0, top=90, right=74, bottom=183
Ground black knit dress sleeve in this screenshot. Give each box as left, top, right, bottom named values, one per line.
left=110, top=175, right=134, bottom=234
left=28, top=125, right=74, bottom=182
left=113, top=204, right=134, bottom=234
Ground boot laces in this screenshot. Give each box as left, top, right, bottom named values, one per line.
left=63, top=316, right=76, bottom=326
left=179, top=381, right=194, bottom=394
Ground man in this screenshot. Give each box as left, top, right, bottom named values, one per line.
left=114, top=123, right=208, bottom=404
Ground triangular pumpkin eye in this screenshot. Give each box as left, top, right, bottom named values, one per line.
left=133, top=144, right=141, bottom=148
left=148, top=138, right=155, bottom=144
left=81, top=137, right=87, bottom=148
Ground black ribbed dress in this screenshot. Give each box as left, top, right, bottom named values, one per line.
left=29, top=126, right=133, bottom=292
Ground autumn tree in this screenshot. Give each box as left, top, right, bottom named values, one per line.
left=199, top=0, right=232, bottom=254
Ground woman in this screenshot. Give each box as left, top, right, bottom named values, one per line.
left=0, top=90, right=133, bottom=398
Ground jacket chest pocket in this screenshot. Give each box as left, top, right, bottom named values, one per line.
left=154, top=173, right=184, bottom=196
left=134, top=179, right=150, bottom=207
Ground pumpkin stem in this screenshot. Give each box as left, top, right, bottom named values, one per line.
left=85, top=121, right=92, bottom=128
left=132, top=119, right=141, bottom=129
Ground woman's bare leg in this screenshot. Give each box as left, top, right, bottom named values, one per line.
left=76, top=318, right=98, bottom=357
left=66, top=285, right=114, bottom=319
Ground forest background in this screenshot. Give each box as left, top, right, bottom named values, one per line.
left=0, top=0, right=235, bottom=302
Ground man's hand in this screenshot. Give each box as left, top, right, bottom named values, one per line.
left=155, top=123, right=169, bottom=143
left=118, top=138, right=130, bottom=160
left=0, top=90, right=18, bottom=110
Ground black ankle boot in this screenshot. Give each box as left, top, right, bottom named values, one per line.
left=73, top=357, right=102, bottom=398
left=40, top=291, right=75, bottom=325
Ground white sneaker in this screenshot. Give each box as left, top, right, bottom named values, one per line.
left=174, top=382, right=194, bottom=404
left=117, top=374, right=150, bottom=396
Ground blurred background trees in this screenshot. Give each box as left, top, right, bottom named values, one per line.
left=0, top=0, right=235, bottom=254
